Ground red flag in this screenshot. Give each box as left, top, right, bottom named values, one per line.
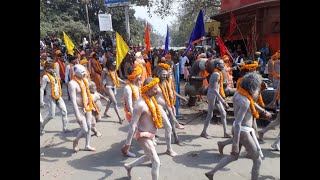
left=144, top=22, right=151, bottom=53
left=229, top=12, right=237, bottom=39
left=217, top=36, right=234, bottom=62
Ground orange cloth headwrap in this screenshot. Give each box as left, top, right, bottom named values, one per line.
left=128, top=66, right=143, bottom=81
left=158, top=63, right=170, bottom=71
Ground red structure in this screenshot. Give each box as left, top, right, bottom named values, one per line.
left=212, top=0, right=280, bottom=55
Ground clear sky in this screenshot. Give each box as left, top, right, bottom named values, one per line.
left=132, top=4, right=179, bottom=36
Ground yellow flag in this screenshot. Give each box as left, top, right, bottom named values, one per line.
left=116, top=32, right=129, bottom=70
left=63, top=32, right=75, bottom=56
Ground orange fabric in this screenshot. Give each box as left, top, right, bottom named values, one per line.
left=69, top=64, right=74, bottom=79
left=144, top=22, right=151, bottom=53
left=200, top=70, right=209, bottom=86
left=134, top=61, right=147, bottom=84
left=93, top=73, right=102, bottom=93
left=145, top=61, right=152, bottom=77
left=56, top=60, right=66, bottom=81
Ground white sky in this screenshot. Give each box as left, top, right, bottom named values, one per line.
left=132, top=4, right=179, bottom=36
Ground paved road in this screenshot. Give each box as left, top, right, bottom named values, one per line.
left=40, top=83, right=280, bottom=180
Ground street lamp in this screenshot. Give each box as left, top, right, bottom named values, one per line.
left=82, top=0, right=92, bottom=47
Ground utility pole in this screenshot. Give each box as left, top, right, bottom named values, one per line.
left=124, top=5, right=131, bottom=42
left=83, top=0, right=92, bottom=47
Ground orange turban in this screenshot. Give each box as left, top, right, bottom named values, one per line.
left=55, top=50, right=61, bottom=55
left=128, top=66, right=143, bottom=81
left=165, top=54, right=171, bottom=59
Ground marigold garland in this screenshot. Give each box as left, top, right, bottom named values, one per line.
left=159, top=81, right=174, bottom=107
left=158, top=63, right=170, bottom=71
left=214, top=68, right=226, bottom=98
left=237, top=87, right=259, bottom=119
left=258, top=95, right=265, bottom=107
left=128, top=66, right=142, bottom=81
left=92, top=100, right=100, bottom=114
left=46, top=72, right=62, bottom=100
left=167, top=79, right=176, bottom=106
left=109, top=70, right=120, bottom=87
left=73, top=76, right=93, bottom=112
left=56, top=60, right=65, bottom=75
left=142, top=94, right=163, bottom=128
left=240, top=61, right=258, bottom=71
left=237, top=77, right=265, bottom=107
left=141, top=78, right=160, bottom=93
left=94, top=58, right=102, bottom=72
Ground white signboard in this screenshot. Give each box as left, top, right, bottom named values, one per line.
left=98, top=14, right=113, bottom=31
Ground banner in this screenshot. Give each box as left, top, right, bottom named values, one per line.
left=205, top=21, right=220, bottom=37
left=98, top=14, right=113, bottom=31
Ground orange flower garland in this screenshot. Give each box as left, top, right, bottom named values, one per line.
left=73, top=76, right=93, bottom=112
left=128, top=66, right=142, bottom=81
left=237, top=87, right=259, bottom=119
left=158, top=63, right=170, bottom=71
left=167, top=79, right=176, bottom=106
left=94, top=59, right=102, bottom=72
left=141, top=78, right=160, bottom=93
left=92, top=101, right=100, bottom=114
left=159, top=82, right=174, bottom=107
left=142, top=94, right=163, bottom=128
left=109, top=70, right=120, bottom=87
left=56, top=60, right=65, bottom=76
left=258, top=95, right=265, bottom=107
left=46, top=72, right=62, bottom=100
left=240, top=61, right=258, bottom=71
left=236, top=77, right=242, bottom=89
left=214, top=68, right=226, bottom=98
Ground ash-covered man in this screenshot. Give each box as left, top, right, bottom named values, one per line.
left=68, top=64, right=96, bottom=152
left=205, top=72, right=270, bottom=180
left=40, top=59, right=70, bottom=134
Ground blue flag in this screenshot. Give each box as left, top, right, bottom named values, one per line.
left=162, top=25, right=169, bottom=57
left=184, top=10, right=206, bottom=56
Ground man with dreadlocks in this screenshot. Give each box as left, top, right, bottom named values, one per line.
left=200, top=58, right=231, bottom=139
left=205, top=72, right=268, bottom=180
left=100, top=57, right=126, bottom=123
left=121, top=66, right=143, bottom=157
left=40, top=59, right=70, bottom=134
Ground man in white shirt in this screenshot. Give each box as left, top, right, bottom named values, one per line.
left=179, top=54, right=189, bottom=80
left=65, top=56, right=79, bottom=100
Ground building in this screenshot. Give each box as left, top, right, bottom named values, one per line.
left=211, top=0, right=280, bottom=56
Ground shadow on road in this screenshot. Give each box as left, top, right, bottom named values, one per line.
left=67, top=139, right=143, bottom=179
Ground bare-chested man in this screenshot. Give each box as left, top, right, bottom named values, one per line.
left=121, top=66, right=143, bottom=157
left=200, top=59, right=231, bottom=139
left=100, top=57, right=126, bottom=123
left=153, top=64, right=181, bottom=152
left=165, top=63, right=187, bottom=129
left=205, top=72, right=268, bottom=180
left=40, top=60, right=70, bottom=134
left=68, top=64, right=95, bottom=152
left=89, top=81, right=111, bottom=137
left=123, top=77, right=163, bottom=180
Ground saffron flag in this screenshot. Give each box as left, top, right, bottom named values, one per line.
left=144, top=22, right=151, bottom=54
left=116, top=31, right=129, bottom=70
left=63, top=32, right=75, bottom=56
left=184, top=10, right=206, bottom=56
left=228, top=12, right=237, bottom=39
left=217, top=36, right=234, bottom=62
left=162, top=25, right=169, bottom=56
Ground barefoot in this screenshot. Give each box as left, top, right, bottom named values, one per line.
left=166, top=149, right=178, bottom=157
left=200, top=133, right=212, bottom=139
left=174, top=140, right=183, bottom=146
left=126, top=151, right=136, bottom=157
left=223, top=133, right=231, bottom=138
left=95, top=131, right=102, bottom=137
left=217, top=141, right=224, bottom=155
left=205, top=172, right=214, bottom=180
left=258, top=131, right=264, bottom=141
left=175, top=123, right=185, bottom=129
left=124, top=163, right=132, bottom=179
left=119, top=119, right=124, bottom=124
left=84, top=146, right=96, bottom=151
left=73, top=140, right=79, bottom=152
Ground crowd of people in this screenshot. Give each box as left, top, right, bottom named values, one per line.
left=40, top=35, right=280, bottom=180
